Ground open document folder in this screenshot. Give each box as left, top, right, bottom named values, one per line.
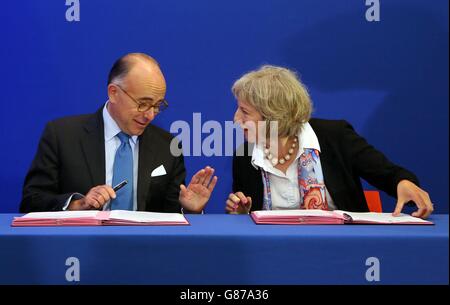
left=250, top=209, right=433, bottom=225
left=12, top=210, right=189, bottom=227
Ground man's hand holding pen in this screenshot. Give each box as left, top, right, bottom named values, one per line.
left=68, top=183, right=121, bottom=210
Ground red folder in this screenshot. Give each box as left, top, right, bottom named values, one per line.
left=12, top=210, right=189, bottom=227
left=250, top=210, right=433, bottom=225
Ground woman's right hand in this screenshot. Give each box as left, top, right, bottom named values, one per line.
left=226, top=192, right=252, bottom=214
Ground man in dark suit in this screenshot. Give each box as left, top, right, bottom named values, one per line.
left=21, top=53, right=217, bottom=213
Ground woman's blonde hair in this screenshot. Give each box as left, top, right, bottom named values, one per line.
left=232, top=65, right=313, bottom=138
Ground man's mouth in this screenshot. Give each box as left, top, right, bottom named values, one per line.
left=134, top=120, right=148, bottom=127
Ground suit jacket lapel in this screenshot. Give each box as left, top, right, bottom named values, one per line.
left=137, top=126, right=159, bottom=211
left=311, top=122, right=340, bottom=206
left=317, top=146, right=337, bottom=197
left=81, top=108, right=106, bottom=187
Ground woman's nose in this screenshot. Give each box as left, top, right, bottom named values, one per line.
left=234, top=110, right=241, bottom=123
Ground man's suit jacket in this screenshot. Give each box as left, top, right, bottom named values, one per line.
left=233, top=119, right=419, bottom=212
left=20, top=107, right=185, bottom=213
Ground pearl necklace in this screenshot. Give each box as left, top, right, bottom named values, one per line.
left=264, top=137, right=298, bottom=166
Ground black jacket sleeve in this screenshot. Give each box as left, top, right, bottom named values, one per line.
left=340, top=120, right=419, bottom=198
left=20, top=122, right=73, bottom=212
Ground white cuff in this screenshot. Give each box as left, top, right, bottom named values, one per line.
left=62, top=193, right=85, bottom=210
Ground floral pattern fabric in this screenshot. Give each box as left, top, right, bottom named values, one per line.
left=261, top=148, right=328, bottom=210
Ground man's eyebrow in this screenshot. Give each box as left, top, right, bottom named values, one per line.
left=138, top=97, right=155, bottom=102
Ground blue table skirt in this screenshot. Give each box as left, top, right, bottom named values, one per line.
left=0, top=214, right=448, bottom=284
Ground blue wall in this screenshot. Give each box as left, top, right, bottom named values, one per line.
left=0, top=0, right=448, bottom=213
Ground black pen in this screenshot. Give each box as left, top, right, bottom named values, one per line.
left=113, top=180, right=128, bottom=192
left=102, top=180, right=128, bottom=211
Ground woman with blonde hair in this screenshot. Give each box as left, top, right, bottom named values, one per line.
left=226, top=65, right=433, bottom=219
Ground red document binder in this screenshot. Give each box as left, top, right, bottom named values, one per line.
left=250, top=209, right=433, bottom=225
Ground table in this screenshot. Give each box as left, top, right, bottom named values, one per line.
left=0, top=214, right=448, bottom=284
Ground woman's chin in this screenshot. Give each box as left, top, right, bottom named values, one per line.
left=244, top=132, right=257, bottom=143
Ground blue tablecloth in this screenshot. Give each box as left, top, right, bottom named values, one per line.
left=0, top=214, right=448, bottom=284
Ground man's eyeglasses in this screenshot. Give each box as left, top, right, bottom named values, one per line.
left=114, top=84, right=168, bottom=113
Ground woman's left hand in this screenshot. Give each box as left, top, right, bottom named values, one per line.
left=393, top=180, right=433, bottom=219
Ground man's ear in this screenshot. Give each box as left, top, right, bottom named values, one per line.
left=107, top=84, right=118, bottom=103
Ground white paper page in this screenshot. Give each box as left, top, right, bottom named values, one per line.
left=109, top=210, right=186, bottom=223
left=20, top=211, right=99, bottom=219
left=253, top=209, right=339, bottom=217
left=333, top=211, right=431, bottom=224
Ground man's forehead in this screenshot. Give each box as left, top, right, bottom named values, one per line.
left=124, top=67, right=166, bottom=98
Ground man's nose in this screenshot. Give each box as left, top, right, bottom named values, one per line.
left=143, top=108, right=155, bottom=121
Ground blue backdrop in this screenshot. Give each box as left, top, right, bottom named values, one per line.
left=0, top=0, right=448, bottom=213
